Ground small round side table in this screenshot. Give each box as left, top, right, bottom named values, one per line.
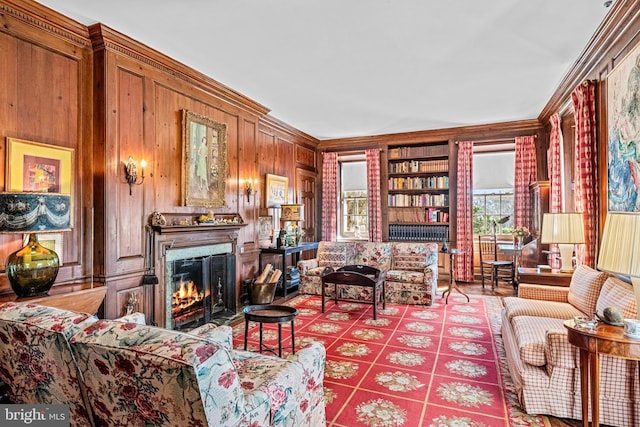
left=243, top=304, right=298, bottom=357
left=442, top=248, right=469, bottom=304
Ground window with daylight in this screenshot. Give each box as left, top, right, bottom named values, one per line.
left=473, top=151, right=515, bottom=235
left=339, top=155, right=368, bottom=240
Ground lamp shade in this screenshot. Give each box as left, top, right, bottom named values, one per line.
left=0, top=192, right=71, bottom=298
left=540, top=213, right=585, bottom=244
left=597, top=212, right=640, bottom=278
left=0, top=192, right=71, bottom=233
left=280, top=204, right=304, bottom=222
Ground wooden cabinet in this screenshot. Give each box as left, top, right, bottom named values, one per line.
left=386, top=142, right=451, bottom=243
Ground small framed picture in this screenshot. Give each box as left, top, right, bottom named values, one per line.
left=265, top=174, right=288, bottom=207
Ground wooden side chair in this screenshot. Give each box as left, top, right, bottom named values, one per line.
left=478, top=234, right=514, bottom=290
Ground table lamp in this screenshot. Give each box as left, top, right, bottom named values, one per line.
left=280, top=204, right=304, bottom=245
left=0, top=192, right=71, bottom=297
left=540, top=213, right=585, bottom=272
left=597, top=212, right=640, bottom=319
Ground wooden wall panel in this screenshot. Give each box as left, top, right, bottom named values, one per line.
left=0, top=2, right=93, bottom=294
left=116, top=68, right=145, bottom=261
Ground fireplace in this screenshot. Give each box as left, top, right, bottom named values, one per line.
left=150, top=218, right=244, bottom=330
left=165, top=246, right=235, bottom=331
left=170, top=254, right=236, bottom=330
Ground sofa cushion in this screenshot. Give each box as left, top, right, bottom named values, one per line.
left=391, top=242, right=437, bottom=271
left=503, top=296, right=585, bottom=321
left=386, top=270, right=425, bottom=284
left=349, top=242, right=393, bottom=271
left=566, top=265, right=609, bottom=316
left=596, top=276, right=638, bottom=319
left=511, top=316, right=567, bottom=367
left=317, top=242, right=348, bottom=268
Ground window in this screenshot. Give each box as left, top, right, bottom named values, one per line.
left=339, top=156, right=368, bottom=239
left=473, top=151, right=515, bottom=235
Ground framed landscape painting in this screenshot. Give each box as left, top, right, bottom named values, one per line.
left=607, top=40, right=640, bottom=212
left=265, top=174, right=288, bottom=207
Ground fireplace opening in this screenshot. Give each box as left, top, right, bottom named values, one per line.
left=169, top=253, right=235, bottom=331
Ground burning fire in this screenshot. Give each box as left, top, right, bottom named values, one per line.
left=172, top=279, right=204, bottom=312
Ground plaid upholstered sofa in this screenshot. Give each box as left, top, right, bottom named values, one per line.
left=501, top=265, right=639, bottom=426
left=296, top=241, right=438, bottom=305
left=0, top=302, right=326, bottom=427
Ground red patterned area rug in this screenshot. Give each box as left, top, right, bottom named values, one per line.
left=232, top=294, right=550, bottom=427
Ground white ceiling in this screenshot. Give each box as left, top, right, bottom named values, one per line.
left=36, top=0, right=611, bottom=140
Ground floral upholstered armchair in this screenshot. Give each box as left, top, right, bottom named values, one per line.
left=0, top=303, right=98, bottom=427
left=71, top=319, right=326, bottom=427
left=0, top=302, right=326, bottom=427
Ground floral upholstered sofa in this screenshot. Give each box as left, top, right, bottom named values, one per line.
left=0, top=302, right=326, bottom=427
left=501, top=265, right=639, bottom=426
left=297, top=241, right=438, bottom=305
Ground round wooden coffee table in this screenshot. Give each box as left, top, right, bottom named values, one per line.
left=243, top=304, right=298, bottom=357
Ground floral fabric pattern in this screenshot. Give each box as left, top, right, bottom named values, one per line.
left=0, top=302, right=97, bottom=427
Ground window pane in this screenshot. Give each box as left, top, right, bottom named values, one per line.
left=485, top=195, right=501, bottom=215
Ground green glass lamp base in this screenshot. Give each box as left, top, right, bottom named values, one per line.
left=6, top=233, right=60, bottom=298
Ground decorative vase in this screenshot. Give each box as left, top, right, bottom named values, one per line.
left=514, top=236, right=522, bottom=248
left=7, top=233, right=60, bottom=297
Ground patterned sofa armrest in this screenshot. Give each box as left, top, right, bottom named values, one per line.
left=189, top=324, right=233, bottom=349
left=297, top=258, right=318, bottom=275
left=544, top=329, right=578, bottom=371
left=113, top=312, right=146, bottom=325
left=518, top=284, right=570, bottom=302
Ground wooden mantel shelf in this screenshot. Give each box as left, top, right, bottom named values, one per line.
left=152, top=222, right=247, bottom=235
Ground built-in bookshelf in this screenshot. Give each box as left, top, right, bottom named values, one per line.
left=387, top=141, right=451, bottom=242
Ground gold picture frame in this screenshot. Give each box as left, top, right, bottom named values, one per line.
left=181, top=110, right=227, bottom=207
left=265, top=174, right=288, bottom=207
left=6, top=137, right=74, bottom=195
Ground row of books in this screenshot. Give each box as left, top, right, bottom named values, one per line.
left=426, top=208, right=449, bottom=223
left=389, top=159, right=448, bottom=173
left=388, top=193, right=449, bottom=207
left=388, top=176, right=449, bottom=190
left=389, top=224, right=449, bottom=241
left=388, top=144, right=448, bottom=159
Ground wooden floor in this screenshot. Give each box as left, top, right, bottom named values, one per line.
left=276, top=278, right=583, bottom=427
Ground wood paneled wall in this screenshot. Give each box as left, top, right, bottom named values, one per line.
left=0, top=0, right=318, bottom=320
left=0, top=0, right=94, bottom=292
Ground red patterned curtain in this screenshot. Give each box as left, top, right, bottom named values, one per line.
left=548, top=113, right=564, bottom=268
left=455, top=141, right=474, bottom=282
left=321, top=152, right=338, bottom=241
left=366, top=149, right=382, bottom=242
left=572, top=81, right=598, bottom=267
left=514, top=135, right=537, bottom=230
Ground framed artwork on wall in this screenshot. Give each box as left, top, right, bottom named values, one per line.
left=607, top=40, right=640, bottom=212
left=265, top=174, right=288, bottom=207
left=181, top=110, right=228, bottom=207
left=5, top=137, right=74, bottom=195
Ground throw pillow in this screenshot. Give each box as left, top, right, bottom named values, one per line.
left=595, top=276, right=638, bottom=319
left=567, top=265, right=609, bottom=316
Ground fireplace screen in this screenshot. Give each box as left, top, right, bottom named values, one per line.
left=170, top=253, right=235, bottom=331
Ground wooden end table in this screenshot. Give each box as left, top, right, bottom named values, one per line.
left=442, top=248, right=469, bottom=304
left=517, top=267, right=573, bottom=287
left=564, top=318, right=640, bottom=427
left=243, top=304, right=298, bottom=357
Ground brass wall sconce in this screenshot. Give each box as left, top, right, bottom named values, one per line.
left=125, top=156, right=146, bottom=196
left=244, top=178, right=257, bottom=202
